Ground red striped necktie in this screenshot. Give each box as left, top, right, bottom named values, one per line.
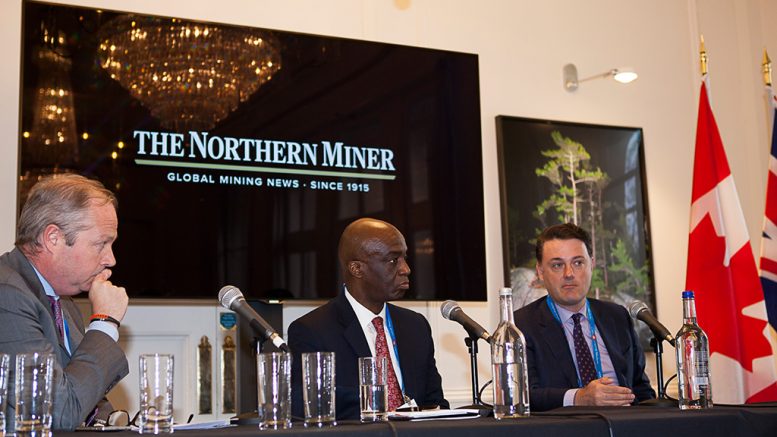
left=372, top=316, right=403, bottom=410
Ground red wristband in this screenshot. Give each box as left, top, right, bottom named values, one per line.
left=90, top=313, right=121, bottom=328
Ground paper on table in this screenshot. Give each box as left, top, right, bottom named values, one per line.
left=172, top=419, right=233, bottom=430
left=74, top=425, right=132, bottom=432
left=387, top=409, right=481, bottom=421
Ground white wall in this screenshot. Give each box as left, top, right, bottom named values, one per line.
left=2, top=0, right=775, bottom=409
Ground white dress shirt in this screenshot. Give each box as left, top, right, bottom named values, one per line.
left=344, top=286, right=405, bottom=390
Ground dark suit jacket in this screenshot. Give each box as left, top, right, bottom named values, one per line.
left=0, top=248, right=129, bottom=431
left=514, top=296, right=655, bottom=411
left=288, top=291, right=448, bottom=420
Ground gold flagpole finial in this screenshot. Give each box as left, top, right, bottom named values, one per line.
left=763, top=49, right=772, bottom=87
left=700, top=35, right=708, bottom=76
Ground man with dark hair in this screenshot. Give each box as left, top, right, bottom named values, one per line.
left=0, top=174, right=129, bottom=431
left=515, top=223, right=655, bottom=411
left=288, top=218, right=448, bottom=420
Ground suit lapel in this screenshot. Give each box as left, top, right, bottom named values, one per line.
left=537, top=298, right=580, bottom=387
left=590, top=301, right=628, bottom=384
left=60, top=297, right=83, bottom=352
left=334, top=292, right=371, bottom=358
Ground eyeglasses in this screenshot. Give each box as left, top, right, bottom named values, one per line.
left=95, top=410, right=194, bottom=428
left=89, top=409, right=134, bottom=428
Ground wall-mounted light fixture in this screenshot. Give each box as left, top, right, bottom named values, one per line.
left=563, top=63, right=638, bottom=92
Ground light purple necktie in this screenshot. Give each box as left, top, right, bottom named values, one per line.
left=47, top=296, right=65, bottom=340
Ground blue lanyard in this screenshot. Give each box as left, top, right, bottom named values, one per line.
left=546, top=297, right=603, bottom=387
left=383, top=307, right=405, bottom=393
left=63, top=316, right=72, bottom=355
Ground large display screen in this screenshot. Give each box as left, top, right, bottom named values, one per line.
left=18, top=1, right=486, bottom=300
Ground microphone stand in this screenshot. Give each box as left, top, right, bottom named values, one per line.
left=640, top=337, right=678, bottom=407
left=467, top=338, right=480, bottom=406
left=457, top=337, right=491, bottom=412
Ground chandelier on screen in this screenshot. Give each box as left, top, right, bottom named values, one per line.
left=97, top=15, right=281, bottom=131
left=26, top=23, right=80, bottom=167
left=28, top=47, right=79, bottom=165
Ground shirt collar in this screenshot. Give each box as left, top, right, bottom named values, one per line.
left=344, top=285, right=386, bottom=330
left=554, top=301, right=584, bottom=325
left=30, top=265, right=57, bottom=299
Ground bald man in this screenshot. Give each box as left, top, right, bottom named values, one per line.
left=288, top=218, right=448, bottom=421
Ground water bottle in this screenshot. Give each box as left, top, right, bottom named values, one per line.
left=675, top=290, right=713, bottom=409
left=490, top=287, right=530, bottom=418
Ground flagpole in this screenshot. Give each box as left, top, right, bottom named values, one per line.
left=700, top=35, right=708, bottom=77
left=764, top=49, right=775, bottom=111
left=700, top=35, right=711, bottom=96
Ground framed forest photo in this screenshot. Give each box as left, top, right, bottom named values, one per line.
left=496, top=116, right=656, bottom=341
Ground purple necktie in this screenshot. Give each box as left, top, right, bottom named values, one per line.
left=572, top=313, right=597, bottom=387
left=47, top=296, right=65, bottom=340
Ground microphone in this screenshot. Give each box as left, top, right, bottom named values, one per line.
left=218, top=285, right=290, bottom=352
left=627, top=300, right=676, bottom=347
left=441, top=300, right=492, bottom=342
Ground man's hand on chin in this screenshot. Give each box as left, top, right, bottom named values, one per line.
left=88, top=269, right=129, bottom=322
left=574, top=377, right=636, bottom=406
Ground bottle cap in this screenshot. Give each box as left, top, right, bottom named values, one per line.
left=499, top=287, right=512, bottom=297
left=682, top=290, right=694, bottom=299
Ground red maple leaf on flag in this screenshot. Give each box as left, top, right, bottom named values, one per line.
left=686, top=215, right=772, bottom=370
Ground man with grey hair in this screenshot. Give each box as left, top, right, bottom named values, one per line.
left=0, top=174, right=129, bottom=431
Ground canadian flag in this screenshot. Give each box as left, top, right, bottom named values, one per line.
left=686, top=81, right=777, bottom=403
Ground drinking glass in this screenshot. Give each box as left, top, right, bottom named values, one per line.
left=358, top=356, right=387, bottom=422
left=301, top=352, right=336, bottom=427
left=0, top=353, right=10, bottom=437
left=14, top=353, right=54, bottom=437
left=138, top=354, right=174, bottom=434
left=256, top=352, right=292, bottom=430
